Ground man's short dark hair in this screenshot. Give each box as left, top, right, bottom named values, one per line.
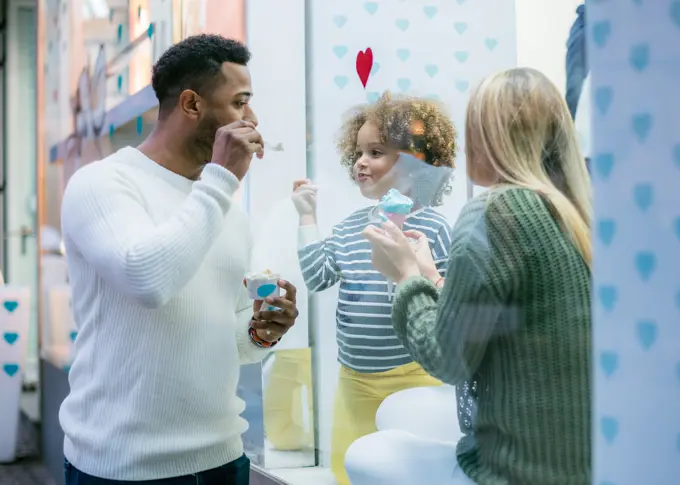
left=151, top=34, right=251, bottom=118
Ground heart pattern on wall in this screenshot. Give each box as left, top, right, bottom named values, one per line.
left=331, top=1, right=507, bottom=97
left=590, top=1, right=680, bottom=481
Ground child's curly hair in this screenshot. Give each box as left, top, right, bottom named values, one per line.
left=337, top=91, right=457, bottom=206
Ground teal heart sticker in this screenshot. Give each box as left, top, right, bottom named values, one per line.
left=3, top=332, right=19, bottom=345
left=594, top=86, right=613, bottom=115
left=454, top=22, right=468, bottom=34
left=455, top=80, right=469, bottom=93
left=601, top=416, right=619, bottom=444
left=484, top=38, right=498, bottom=51
left=423, top=6, right=438, bottom=18
left=592, top=21, right=612, bottom=48
left=3, top=363, right=19, bottom=377
left=395, top=19, right=409, bottom=31
left=594, top=153, right=615, bottom=180
left=636, top=320, right=657, bottom=350
left=633, top=183, right=653, bottom=211
left=599, top=286, right=618, bottom=312
left=632, top=113, right=653, bottom=142
left=364, top=2, right=378, bottom=15
left=600, top=351, right=618, bottom=377
left=629, top=44, right=650, bottom=72
left=634, top=252, right=656, bottom=281
left=333, top=15, right=347, bottom=28
left=425, top=64, right=439, bottom=78
left=3, top=301, right=19, bottom=313
left=333, top=45, right=348, bottom=59
left=597, top=219, right=616, bottom=246
left=334, top=76, right=348, bottom=89
left=671, top=2, right=680, bottom=29
left=397, top=48, right=410, bottom=62
left=397, top=78, right=411, bottom=92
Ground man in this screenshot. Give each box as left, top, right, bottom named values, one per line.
left=565, top=4, right=591, bottom=172
left=565, top=3, right=587, bottom=119
left=59, top=35, right=298, bottom=485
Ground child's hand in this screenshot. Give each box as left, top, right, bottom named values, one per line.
left=403, top=230, right=440, bottom=284
left=292, top=179, right=318, bottom=219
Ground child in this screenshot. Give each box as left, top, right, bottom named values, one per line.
left=291, top=92, right=457, bottom=485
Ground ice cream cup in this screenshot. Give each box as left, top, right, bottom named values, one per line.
left=385, top=212, right=407, bottom=229
left=245, top=271, right=281, bottom=301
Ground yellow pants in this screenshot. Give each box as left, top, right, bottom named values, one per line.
left=331, top=362, right=441, bottom=485
left=264, top=349, right=315, bottom=451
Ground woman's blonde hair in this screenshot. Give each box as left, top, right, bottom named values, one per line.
left=465, top=68, right=592, bottom=266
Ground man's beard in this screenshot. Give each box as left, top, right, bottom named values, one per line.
left=190, top=113, right=221, bottom=163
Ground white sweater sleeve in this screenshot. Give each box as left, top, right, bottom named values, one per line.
left=234, top=284, right=271, bottom=364
left=61, top=163, right=239, bottom=308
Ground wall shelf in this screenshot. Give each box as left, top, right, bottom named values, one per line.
left=48, top=83, right=157, bottom=163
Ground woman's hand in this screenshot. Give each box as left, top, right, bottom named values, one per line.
left=363, top=220, right=421, bottom=283
left=403, top=230, right=441, bottom=284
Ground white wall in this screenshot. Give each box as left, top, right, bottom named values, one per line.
left=515, top=0, right=582, bottom=94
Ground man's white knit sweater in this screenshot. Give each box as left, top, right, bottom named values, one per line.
left=59, top=147, right=269, bottom=480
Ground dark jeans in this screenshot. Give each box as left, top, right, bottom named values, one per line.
left=64, top=455, right=250, bottom=485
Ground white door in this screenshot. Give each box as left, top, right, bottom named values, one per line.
left=6, top=0, right=39, bottom=386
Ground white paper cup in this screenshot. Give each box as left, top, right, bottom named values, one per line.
left=245, top=274, right=281, bottom=301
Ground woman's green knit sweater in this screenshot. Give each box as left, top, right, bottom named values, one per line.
left=392, top=187, right=591, bottom=485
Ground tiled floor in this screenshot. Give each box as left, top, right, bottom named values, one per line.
left=0, top=414, right=56, bottom=485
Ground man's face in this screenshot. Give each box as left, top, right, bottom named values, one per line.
left=192, top=62, right=258, bottom=159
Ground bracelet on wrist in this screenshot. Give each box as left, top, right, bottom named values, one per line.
left=434, top=276, right=445, bottom=289
left=249, top=326, right=279, bottom=348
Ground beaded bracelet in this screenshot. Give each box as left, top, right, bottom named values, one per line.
left=248, top=326, right=280, bottom=348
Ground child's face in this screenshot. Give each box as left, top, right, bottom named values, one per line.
left=353, top=122, right=399, bottom=199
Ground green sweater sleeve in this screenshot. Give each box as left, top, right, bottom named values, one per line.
left=392, top=190, right=525, bottom=385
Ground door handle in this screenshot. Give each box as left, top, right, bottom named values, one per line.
left=5, top=226, right=35, bottom=255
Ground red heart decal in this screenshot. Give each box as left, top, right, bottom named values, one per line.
left=356, top=48, right=374, bottom=89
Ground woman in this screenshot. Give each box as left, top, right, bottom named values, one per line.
left=354, top=68, right=592, bottom=485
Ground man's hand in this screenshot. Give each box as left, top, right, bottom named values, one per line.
left=250, top=280, right=299, bottom=342
left=211, top=120, right=264, bottom=180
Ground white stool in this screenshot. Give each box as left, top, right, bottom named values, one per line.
left=375, top=385, right=462, bottom=442
left=345, top=385, right=472, bottom=485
